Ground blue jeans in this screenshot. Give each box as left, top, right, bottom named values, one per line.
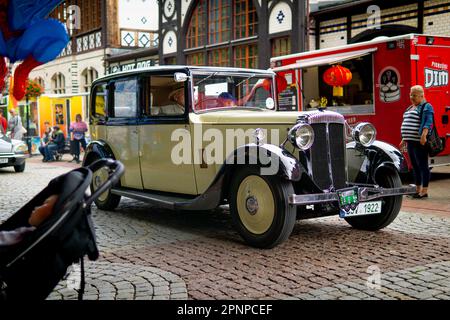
left=39, top=146, right=46, bottom=158
left=407, top=141, right=430, bottom=188
left=44, top=144, right=59, bottom=161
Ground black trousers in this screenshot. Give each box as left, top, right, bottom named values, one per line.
left=71, top=138, right=87, bottom=158
left=407, top=141, right=430, bottom=188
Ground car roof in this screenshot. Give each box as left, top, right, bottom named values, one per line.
left=93, top=65, right=276, bottom=86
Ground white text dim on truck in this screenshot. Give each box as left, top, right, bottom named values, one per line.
left=271, top=34, right=450, bottom=169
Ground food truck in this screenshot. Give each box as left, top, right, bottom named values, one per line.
left=271, top=34, right=450, bottom=168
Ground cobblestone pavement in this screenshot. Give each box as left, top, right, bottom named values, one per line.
left=1, top=159, right=449, bottom=300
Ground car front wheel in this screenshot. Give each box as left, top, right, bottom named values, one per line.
left=345, top=170, right=403, bottom=231
left=14, top=162, right=26, bottom=173
left=89, top=156, right=122, bottom=211
left=229, top=167, right=296, bottom=249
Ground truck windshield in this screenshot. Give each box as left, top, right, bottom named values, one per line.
left=192, top=72, right=276, bottom=112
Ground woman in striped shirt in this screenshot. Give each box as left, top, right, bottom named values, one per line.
left=400, top=85, right=434, bottom=198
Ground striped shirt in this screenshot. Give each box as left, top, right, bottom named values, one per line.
left=401, top=107, right=421, bottom=142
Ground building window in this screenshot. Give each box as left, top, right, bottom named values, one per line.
left=186, top=0, right=207, bottom=48
left=81, top=68, right=99, bottom=92
left=164, top=57, right=177, bottom=65
left=234, top=0, right=258, bottom=39
left=208, top=48, right=230, bottom=67
left=208, top=0, right=231, bottom=44
left=187, top=52, right=206, bottom=66
left=271, top=37, right=291, bottom=57
left=234, top=44, right=258, bottom=69
left=184, top=0, right=258, bottom=68
left=51, top=73, right=66, bottom=94
left=34, top=77, right=45, bottom=90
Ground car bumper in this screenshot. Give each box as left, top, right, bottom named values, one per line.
left=0, top=154, right=26, bottom=167
left=289, top=184, right=417, bottom=205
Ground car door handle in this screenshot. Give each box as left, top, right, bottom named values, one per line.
left=446, top=106, right=450, bottom=112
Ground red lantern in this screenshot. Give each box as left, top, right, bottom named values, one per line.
left=323, top=65, right=352, bottom=97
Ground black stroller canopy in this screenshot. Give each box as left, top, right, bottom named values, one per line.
left=1, top=159, right=123, bottom=300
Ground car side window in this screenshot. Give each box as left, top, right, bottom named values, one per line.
left=91, top=83, right=108, bottom=121
left=141, top=75, right=186, bottom=117
left=113, top=78, right=138, bottom=118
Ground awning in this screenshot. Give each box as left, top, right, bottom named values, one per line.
left=272, top=48, right=377, bottom=72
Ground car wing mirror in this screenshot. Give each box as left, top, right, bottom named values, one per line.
left=174, top=73, right=190, bottom=83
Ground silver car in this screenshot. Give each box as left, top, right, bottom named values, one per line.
left=0, top=133, right=27, bottom=172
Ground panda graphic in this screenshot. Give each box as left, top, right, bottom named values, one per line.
left=379, top=68, right=401, bottom=103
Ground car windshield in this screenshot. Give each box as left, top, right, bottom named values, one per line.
left=192, top=72, right=276, bottom=112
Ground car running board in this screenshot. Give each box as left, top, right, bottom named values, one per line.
left=111, top=187, right=222, bottom=211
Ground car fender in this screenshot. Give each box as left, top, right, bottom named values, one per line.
left=83, top=140, right=116, bottom=166
left=221, top=143, right=304, bottom=182
left=347, top=140, right=408, bottom=185
left=183, top=143, right=304, bottom=211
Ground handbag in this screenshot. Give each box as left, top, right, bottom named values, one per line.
left=419, top=103, right=445, bottom=157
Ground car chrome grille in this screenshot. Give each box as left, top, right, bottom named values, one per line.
left=304, top=111, right=347, bottom=191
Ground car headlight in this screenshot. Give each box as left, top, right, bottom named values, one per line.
left=352, top=122, right=377, bottom=147
left=288, top=123, right=315, bottom=151
left=14, top=143, right=28, bottom=153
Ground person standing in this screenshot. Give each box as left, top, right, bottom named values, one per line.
left=400, top=85, right=434, bottom=199
left=69, top=114, right=88, bottom=164
left=8, top=109, right=25, bottom=140
left=0, top=110, right=7, bottom=134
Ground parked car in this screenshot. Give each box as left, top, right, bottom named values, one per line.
left=84, top=66, right=415, bottom=248
left=0, top=133, right=27, bottom=172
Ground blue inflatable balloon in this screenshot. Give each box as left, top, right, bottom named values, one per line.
left=0, top=0, right=69, bottom=100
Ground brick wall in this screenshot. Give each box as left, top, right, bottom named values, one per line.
left=424, top=0, right=450, bottom=35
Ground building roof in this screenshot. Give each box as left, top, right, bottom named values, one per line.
left=105, top=47, right=159, bottom=63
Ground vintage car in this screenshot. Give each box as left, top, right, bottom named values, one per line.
left=0, top=132, right=27, bottom=172
left=84, top=66, right=415, bottom=248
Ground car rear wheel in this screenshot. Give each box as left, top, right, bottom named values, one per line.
left=89, top=156, right=121, bottom=211
left=345, top=170, right=403, bottom=231
left=229, top=167, right=296, bottom=248
left=14, top=162, right=26, bottom=173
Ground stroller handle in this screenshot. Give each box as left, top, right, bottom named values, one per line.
left=85, top=159, right=125, bottom=206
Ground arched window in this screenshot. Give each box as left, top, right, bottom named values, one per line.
left=185, top=0, right=258, bottom=68
left=81, top=67, right=99, bottom=92
left=51, top=73, right=66, bottom=94
left=34, top=77, right=45, bottom=90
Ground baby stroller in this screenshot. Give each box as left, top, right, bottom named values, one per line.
left=0, top=159, right=124, bottom=300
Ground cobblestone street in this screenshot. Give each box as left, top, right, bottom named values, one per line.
left=1, top=158, right=449, bottom=300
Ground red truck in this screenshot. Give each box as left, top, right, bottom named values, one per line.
left=271, top=34, right=450, bottom=168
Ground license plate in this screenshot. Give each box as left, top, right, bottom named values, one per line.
left=0, top=158, right=8, bottom=164
left=337, top=188, right=359, bottom=209
left=340, top=201, right=382, bottom=218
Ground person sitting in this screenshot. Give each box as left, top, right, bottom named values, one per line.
left=43, top=126, right=65, bottom=162
left=39, top=122, right=53, bottom=161
left=0, top=195, right=58, bottom=247
left=218, top=92, right=237, bottom=108
left=152, top=86, right=185, bottom=116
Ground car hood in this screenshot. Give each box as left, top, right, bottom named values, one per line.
left=190, top=110, right=302, bottom=125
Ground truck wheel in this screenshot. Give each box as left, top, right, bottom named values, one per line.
left=229, top=167, right=296, bottom=248
left=346, top=170, right=403, bottom=231
left=14, top=163, right=26, bottom=173
left=89, top=156, right=121, bottom=211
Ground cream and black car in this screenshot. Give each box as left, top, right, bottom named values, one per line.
left=84, top=66, right=415, bottom=248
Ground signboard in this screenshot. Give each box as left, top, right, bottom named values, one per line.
left=108, top=59, right=156, bottom=74
left=278, top=84, right=298, bottom=111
